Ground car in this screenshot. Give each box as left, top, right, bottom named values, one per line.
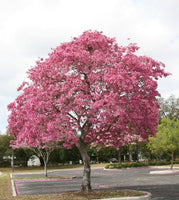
left=109, top=158, right=118, bottom=163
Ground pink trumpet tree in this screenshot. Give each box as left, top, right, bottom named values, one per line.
left=8, top=30, right=169, bottom=191
left=8, top=83, right=63, bottom=176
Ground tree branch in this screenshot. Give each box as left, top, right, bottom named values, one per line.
left=67, top=112, right=78, bottom=121
left=86, top=124, right=111, bottom=145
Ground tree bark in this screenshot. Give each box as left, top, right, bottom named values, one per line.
left=118, top=149, right=121, bottom=164
left=44, top=161, right=48, bottom=177
left=32, top=148, right=52, bottom=177
left=129, top=146, right=132, bottom=162
left=77, top=139, right=91, bottom=191
left=170, top=151, right=174, bottom=170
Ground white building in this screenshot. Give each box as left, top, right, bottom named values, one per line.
left=27, top=155, right=41, bottom=167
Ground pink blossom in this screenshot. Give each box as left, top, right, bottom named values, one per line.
left=7, top=30, right=169, bottom=151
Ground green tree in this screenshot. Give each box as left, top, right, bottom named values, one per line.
left=98, top=146, right=118, bottom=162
left=0, top=134, right=12, bottom=161
left=15, top=148, right=34, bottom=166
left=148, top=118, right=179, bottom=169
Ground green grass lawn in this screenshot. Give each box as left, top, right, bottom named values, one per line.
left=0, top=163, right=147, bottom=200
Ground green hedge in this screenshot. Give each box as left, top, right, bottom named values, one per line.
left=105, top=161, right=179, bottom=169
left=105, top=162, right=147, bottom=169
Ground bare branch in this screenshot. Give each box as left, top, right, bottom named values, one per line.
left=67, top=112, right=78, bottom=121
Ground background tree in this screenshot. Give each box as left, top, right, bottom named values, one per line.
left=159, top=95, right=179, bottom=121
left=97, top=146, right=118, bottom=162
left=14, top=148, right=34, bottom=166
left=0, top=134, right=12, bottom=166
left=148, top=118, right=179, bottom=169
left=8, top=30, right=169, bottom=191
left=0, top=134, right=36, bottom=167
left=7, top=83, right=63, bottom=176
left=56, top=145, right=81, bottom=164
left=134, top=141, right=153, bottom=162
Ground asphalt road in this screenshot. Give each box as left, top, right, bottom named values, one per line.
left=13, top=167, right=179, bottom=199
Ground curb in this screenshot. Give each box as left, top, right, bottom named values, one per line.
left=11, top=173, right=17, bottom=196
left=149, top=166, right=179, bottom=169
left=150, top=170, right=179, bottom=174
left=92, top=191, right=151, bottom=200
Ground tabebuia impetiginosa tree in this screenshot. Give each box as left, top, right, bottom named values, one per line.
left=7, top=83, right=62, bottom=177
left=7, top=30, right=169, bottom=191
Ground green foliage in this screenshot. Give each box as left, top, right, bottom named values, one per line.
left=105, top=160, right=179, bottom=169
left=0, top=134, right=13, bottom=161
left=148, top=118, right=179, bottom=169
left=15, top=148, right=34, bottom=162
left=48, top=145, right=81, bottom=165
left=105, top=162, right=148, bottom=169
left=148, top=118, right=179, bottom=156
left=148, top=161, right=171, bottom=166
left=97, top=146, right=118, bottom=162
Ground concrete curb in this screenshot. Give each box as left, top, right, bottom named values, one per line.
left=149, top=166, right=179, bottom=169
left=150, top=170, right=179, bottom=174
left=92, top=191, right=152, bottom=200
left=10, top=173, right=17, bottom=197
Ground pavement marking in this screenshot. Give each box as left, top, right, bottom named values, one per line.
left=150, top=166, right=179, bottom=169
left=150, top=170, right=179, bottom=175
left=10, top=173, right=17, bottom=196
left=14, top=178, right=73, bottom=183
left=11, top=179, right=17, bottom=196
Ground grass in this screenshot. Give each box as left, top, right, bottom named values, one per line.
left=0, top=169, right=12, bottom=200
left=0, top=164, right=148, bottom=200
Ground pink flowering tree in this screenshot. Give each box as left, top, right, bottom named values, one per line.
left=98, top=130, right=144, bottom=163
left=8, top=83, right=63, bottom=177
left=8, top=30, right=169, bottom=191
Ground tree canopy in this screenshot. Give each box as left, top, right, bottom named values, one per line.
left=148, top=118, right=179, bottom=169
left=159, top=95, right=179, bottom=121
left=7, top=30, right=169, bottom=190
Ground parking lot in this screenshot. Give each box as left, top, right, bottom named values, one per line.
left=12, top=167, right=179, bottom=199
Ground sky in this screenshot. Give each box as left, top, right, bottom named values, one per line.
left=0, top=0, right=179, bottom=134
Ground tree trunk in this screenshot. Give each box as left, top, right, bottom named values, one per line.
left=170, top=151, right=174, bottom=170
left=129, top=146, right=132, bottom=162
left=77, top=139, right=91, bottom=191
left=41, top=152, right=50, bottom=177
left=118, top=149, right=121, bottom=164
left=32, top=148, right=51, bottom=177
left=44, top=161, right=48, bottom=177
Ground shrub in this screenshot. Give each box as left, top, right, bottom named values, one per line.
left=148, top=161, right=170, bottom=166
left=105, top=160, right=178, bottom=169
left=105, top=162, right=147, bottom=169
